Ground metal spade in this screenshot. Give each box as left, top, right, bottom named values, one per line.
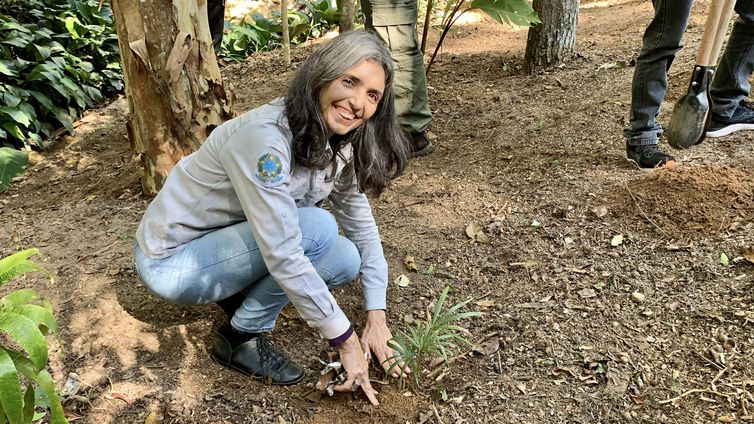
left=667, top=0, right=736, bottom=149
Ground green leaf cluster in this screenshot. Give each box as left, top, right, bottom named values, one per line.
left=0, top=248, right=67, bottom=424
left=221, top=0, right=340, bottom=62
left=0, top=0, right=121, bottom=150
left=0, top=146, right=27, bottom=193
left=386, top=286, right=481, bottom=389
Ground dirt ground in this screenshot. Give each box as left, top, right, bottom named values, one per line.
left=3, top=0, right=754, bottom=422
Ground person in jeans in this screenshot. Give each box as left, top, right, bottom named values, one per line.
left=134, top=31, right=409, bottom=404
left=362, top=0, right=435, bottom=157
left=625, top=0, right=754, bottom=169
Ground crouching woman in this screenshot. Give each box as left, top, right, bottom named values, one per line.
left=133, top=31, right=409, bottom=405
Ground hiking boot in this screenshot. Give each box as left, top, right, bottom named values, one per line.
left=707, top=100, right=754, bottom=138
left=626, top=144, right=676, bottom=169
left=211, top=324, right=305, bottom=385
left=409, top=131, right=434, bottom=158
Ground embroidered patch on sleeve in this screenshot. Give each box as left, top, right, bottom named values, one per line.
left=254, top=151, right=285, bottom=187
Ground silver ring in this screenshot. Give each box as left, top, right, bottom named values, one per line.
left=351, top=382, right=360, bottom=391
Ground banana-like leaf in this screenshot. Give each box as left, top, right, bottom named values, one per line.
left=22, top=387, right=34, bottom=423
left=0, top=248, right=50, bottom=286
left=0, top=148, right=29, bottom=194
left=0, top=290, right=39, bottom=309
left=9, top=305, right=57, bottom=334
left=7, top=353, right=67, bottom=424
left=0, top=313, right=47, bottom=372
left=468, top=0, right=540, bottom=26
left=0, top=348, right=23, bottom=424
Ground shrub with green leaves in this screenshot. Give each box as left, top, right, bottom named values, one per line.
left=386, top=286, right=481, bottom=389
left=0, top=0, right=121, bottom=150
left=221, top=0, right=339, bottom=62
left=0, top=248, right=67, bottom=424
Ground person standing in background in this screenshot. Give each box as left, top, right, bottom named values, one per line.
left=208, top=0, right=225, bottom=55
left=623, top=0, right=754, bottom=169
left=361, top=0, right=435, bottom=157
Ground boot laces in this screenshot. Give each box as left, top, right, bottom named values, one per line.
left=257, top=336, right=288, bottom=374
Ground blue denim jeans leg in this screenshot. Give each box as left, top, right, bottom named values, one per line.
left=624, top=0, right=693, bottom=146
left=134, top=207, right=361, bottom=333
left=709, top=1, right=754, bottom=118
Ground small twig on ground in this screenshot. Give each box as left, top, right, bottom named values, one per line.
left=711, top=367, right=728, bottom=392
left=76, top=240, right=120, bottom=263
left=695, top=351, right=725, bottom=371
left=474, top=290, right=494, bottom=301
left=431, top=403, right=445, bottom=424
left=624, top=183, right=671, bottom=239
left=658, top=388, right=731, bottom=405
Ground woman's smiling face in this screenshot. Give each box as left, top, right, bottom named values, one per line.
left=319, top=59, right=386, bottom=136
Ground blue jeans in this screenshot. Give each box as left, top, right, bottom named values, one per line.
left=625, top=0, right=754, bottom=146
left=134, top=207, right=361, bottom=333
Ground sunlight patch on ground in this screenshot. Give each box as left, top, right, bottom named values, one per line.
left=581, top=0, right=644, bottom=9
left=68, top=294, right=160, bottom=371
left=227, top=0, right=264, bottom=21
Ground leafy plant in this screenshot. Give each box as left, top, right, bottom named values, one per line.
left=386, top=285, right=481, bottom=388
left=422, top=0, right=540, bottom=73
left=0, top=146, right=27, bottom=192
left=0, top=0, right=120, bottom=150
left=220, top=0, right=339, bottom=62
left=0, top=248, right=67, bottom=424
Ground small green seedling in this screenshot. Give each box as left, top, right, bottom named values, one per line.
left=385, top=286, right=481, bottom=389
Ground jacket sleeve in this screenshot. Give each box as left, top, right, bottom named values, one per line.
left=217, top=122, right=351, bottom=340
left=328, top=168, right=388, bottom=311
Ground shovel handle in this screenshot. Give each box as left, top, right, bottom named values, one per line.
left=696, top=0, right=737, bottom=66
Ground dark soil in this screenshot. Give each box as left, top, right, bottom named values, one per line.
left=3, top=0, right=754, bottom=422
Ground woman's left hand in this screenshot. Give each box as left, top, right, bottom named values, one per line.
left=361, top=310, right=411, bottom=378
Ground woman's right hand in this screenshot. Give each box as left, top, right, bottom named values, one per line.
left=333, top=332, right=379, bottom=406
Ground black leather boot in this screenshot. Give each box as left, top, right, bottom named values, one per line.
left=211, top=324, right=305, bottom=385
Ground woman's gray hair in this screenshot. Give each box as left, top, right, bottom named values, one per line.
left=285, top=30, right=408, bottom=196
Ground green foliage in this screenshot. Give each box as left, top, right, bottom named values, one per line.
left=221, top=0, right=339, bottom=62
left=424, top=0, right=539, bottom=72
left=0, top=248, right=67, bottom=424
left=386, top=286, right=481, bottom=389
left=0, top=146, right=27, bottom=192
left=0, top=0, right=120, bottom=150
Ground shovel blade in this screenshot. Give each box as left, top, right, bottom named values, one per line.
left=667, top=66, right=714, bottom=149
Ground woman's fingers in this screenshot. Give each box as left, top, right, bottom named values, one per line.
left=333, top=377, right=380, bottom=406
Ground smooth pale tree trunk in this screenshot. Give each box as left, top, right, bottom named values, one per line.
left=282, top=0, right=291, bottom=65
left=338, top=0, right=355, bottom=32
left=112, top=0, right=234, bottom=195
left=524, top=0, right=579, bottom=73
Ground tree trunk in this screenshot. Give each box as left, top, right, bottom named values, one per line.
left=112, top=0, right=234, bottom=196
left=523, top=0, right=578, bottom=74
left=338, top=0, right=355, bottom=32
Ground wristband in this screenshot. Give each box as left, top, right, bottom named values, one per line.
left=329, top=326, right=354, bottom=348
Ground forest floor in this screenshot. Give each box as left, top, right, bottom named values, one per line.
left=3, top=0, right=754, bottom=422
